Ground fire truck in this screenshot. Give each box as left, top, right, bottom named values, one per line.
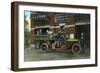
left=33, top=31, right=81, bottom=54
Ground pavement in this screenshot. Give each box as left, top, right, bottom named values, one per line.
left=24, top=47, right=90, bottom=62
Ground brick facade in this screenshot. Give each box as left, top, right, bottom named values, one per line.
left=31, top=12, right=76, bottom=44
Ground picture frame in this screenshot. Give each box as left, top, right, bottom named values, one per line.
left=11, top=1, right=97, bottom=71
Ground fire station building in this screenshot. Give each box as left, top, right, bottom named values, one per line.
left=30, top=12, right=90, bottom=49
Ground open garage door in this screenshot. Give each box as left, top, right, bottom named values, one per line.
left=75, top=24, right=90, bottom=49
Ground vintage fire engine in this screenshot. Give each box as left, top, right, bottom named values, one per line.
left=32, top=13, right=81, bottom=54
left=33, top=31, right=81, bottom=54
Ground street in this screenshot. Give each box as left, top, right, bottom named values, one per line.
left=24, top=48, right=90, bottom=62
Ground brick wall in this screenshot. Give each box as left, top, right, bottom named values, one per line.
left=30, top=12, right=76, bottom=44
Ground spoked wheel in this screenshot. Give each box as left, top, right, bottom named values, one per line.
left=41, top=43, right=49, bottom=53
left=72, top=43, right=81, bottom=54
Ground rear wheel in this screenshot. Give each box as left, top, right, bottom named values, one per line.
left=72, top=43, right=81, bottom=54
left=41, top=43, right=49, bottom=52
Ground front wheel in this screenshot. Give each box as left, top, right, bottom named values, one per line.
left=72, top=43, right=81, bottom=54
left=41, top=43, right=49, bottom=53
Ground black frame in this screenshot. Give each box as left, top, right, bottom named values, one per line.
left=11, top=1, right=98, bottom=71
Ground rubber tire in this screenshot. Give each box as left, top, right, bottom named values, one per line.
left=72, top=43, right=81, bottom=54
left=41, top=43, right=49, bottom=53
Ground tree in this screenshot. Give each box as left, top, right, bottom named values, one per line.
left=24, top=15, right=31, bottom=49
